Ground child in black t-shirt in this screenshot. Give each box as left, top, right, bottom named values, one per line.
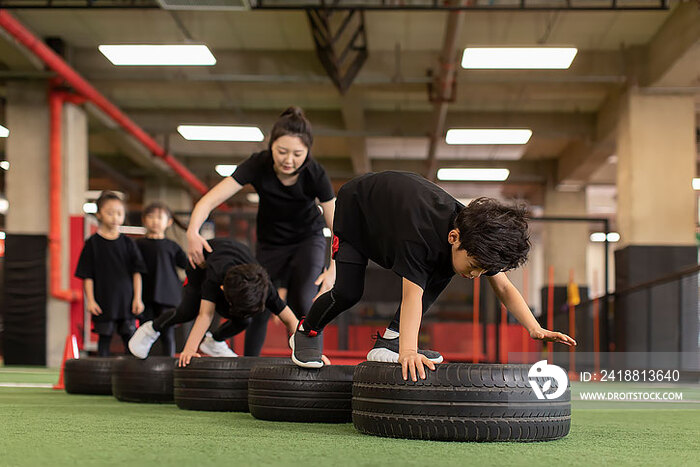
left=291, top=171, right=576, bottom=381
left=128, top=238, right=310, bottom=367
left=75, top=191, right=147, bottom=357
left=135, top=202, right=188, bottom=356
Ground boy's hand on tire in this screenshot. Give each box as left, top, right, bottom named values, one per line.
left=178, top=349, right=201, bottom=367
left=399, top=350, right=436, bottom=382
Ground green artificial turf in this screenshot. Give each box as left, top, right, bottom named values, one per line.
left=0, top=368, right=698, bottom=467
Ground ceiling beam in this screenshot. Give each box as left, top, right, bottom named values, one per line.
left=642, top=2, right=700, bottom=88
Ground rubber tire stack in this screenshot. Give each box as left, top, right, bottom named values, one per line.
left=249, top=364, right=355, bottom=423
left=112, top=357, right=176, bottom=403
left=352, top=362, right=571, bottom=441
left=173, top=357, right=290, bottom=412
left=64, top=357, right=117, bottom=395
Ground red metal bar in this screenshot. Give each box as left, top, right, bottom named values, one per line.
left=49, top=90, right=81, bottom=302
left=568, top=269, right=576, bottom=376
left=522, top=267, right=529, bottom=361
left=500, top=302, right=507, bottom=363
left=472, top=276, right=480, bottom=363
left=0, top=11, right=208, bottom=195
left=547, top=265, right=554, bottom=357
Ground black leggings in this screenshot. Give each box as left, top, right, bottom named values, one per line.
left=304, top=261, right=451, bottom=333
left=245, top=235, right=327, bottom=355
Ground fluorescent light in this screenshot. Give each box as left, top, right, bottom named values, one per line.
left=437, top=168, right=510, bottom=181
left=0, top=197, right=9, bottom=214
left=0, top=125, right=9, bottom=138
left=446, top=129, right=532, bottom=145
left=246, top=193, right=260, bottom=204
left=590, top=232, right=620, bottom=243
left=98, top=44, right=216, bottom=66
left=83, top=202, right=97, bottom=214
left=215, top=165, right=238, bottom=177
left=692, top=178, right=700, bottom=190
left=323, top=228, right=332, bottom=238
left=178, top=125, right=264, bottom=142
left=0, top=232, right=5, bottom=240
left=461, top=47, right=577, bottom=69
left=0, top=161, right=9, bottom=171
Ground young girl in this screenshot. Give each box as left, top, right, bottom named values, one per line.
left=75, top=191, right=147, bottom=357
left=187, top=107, right=336, bottom=356
left=135, top=202, right=188, bottom=356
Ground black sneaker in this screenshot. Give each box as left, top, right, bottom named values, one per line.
left=290, top=330, right=323, bottom=369
left=366, top=333, right=444, bottom=364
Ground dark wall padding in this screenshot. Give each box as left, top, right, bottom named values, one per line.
left=2, top=234, right=47, bottom=365
left=614, top=245, right=699, bottom=370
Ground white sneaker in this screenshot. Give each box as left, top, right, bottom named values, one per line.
left=128, top=321, right=160, bottom=359
left=199, top=332, right=237, bottom=357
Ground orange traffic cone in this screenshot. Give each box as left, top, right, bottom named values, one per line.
left=53, top=334, right=79, bottom=390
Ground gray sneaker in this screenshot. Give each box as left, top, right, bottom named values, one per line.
left=366, top=333, right=444, bottom=364
left=290, top=331, right=323, bottom=369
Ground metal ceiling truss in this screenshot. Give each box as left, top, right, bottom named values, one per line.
left=255, top=0, right=669, bottom=10
left=307, top=6, right=368, bottom=94
left=0, top=0, right=158, bottom=7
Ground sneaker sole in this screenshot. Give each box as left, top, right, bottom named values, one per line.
left=289, top=335, right=323, bottom=369
left=366, top=348, right=443, bottom=364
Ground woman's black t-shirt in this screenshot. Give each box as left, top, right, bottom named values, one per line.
left=334, top=171, right=470, bottom=290
left=75, top=233, right=147, bottom=322
left=136, top=238, right=188, bottom=307
left=199, top=238, right=286, bottom=315
left=232, top=150, right=334, bottom=245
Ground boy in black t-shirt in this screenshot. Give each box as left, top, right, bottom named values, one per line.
left=291, top=171, right=576, bottom=381
left=129, top=238, right=302, bottom=366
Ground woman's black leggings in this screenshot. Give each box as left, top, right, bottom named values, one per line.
left=245, top=235, right=327, bottom=355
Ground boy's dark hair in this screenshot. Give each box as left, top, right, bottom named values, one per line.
left=96, top=191, right=124, bottom=212
left=269, top=106, right=313, bottom=150
left=454, top=197, right=530, bottom=274
left=142, top=201, right=188, bottom=231
left=223, top=264, right=270, bottom=320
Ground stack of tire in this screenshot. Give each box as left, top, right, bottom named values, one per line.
left=64, top=357, right=117, bottom=395
left=111, top=357, right=177, bottom=403
left=248, top=364, right=355, bottom=423
left=173, top=357, right=289, bottom=412
left=352, top=362, right=571, bottom=441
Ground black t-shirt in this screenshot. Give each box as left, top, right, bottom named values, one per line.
left=334, top=171, right=481, bottom=290
left=136, top=238, right=188, bottom=307
left=200, top=238, right=286, bottom=315
left=232, top=150, right=334, bottom=245
left=75, top=234, right=147, bottom=322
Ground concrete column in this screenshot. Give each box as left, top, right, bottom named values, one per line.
left=616, top=90, right=696, bottom=246
left=614, top=90, right=698, bottom=365
left=6, top=82, right=49, bottom=234
left=5, top=83, right=88, bottom=367
left=543, top=186, right=588, bottom=285
left=143, top=182, right=192, bottom=249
